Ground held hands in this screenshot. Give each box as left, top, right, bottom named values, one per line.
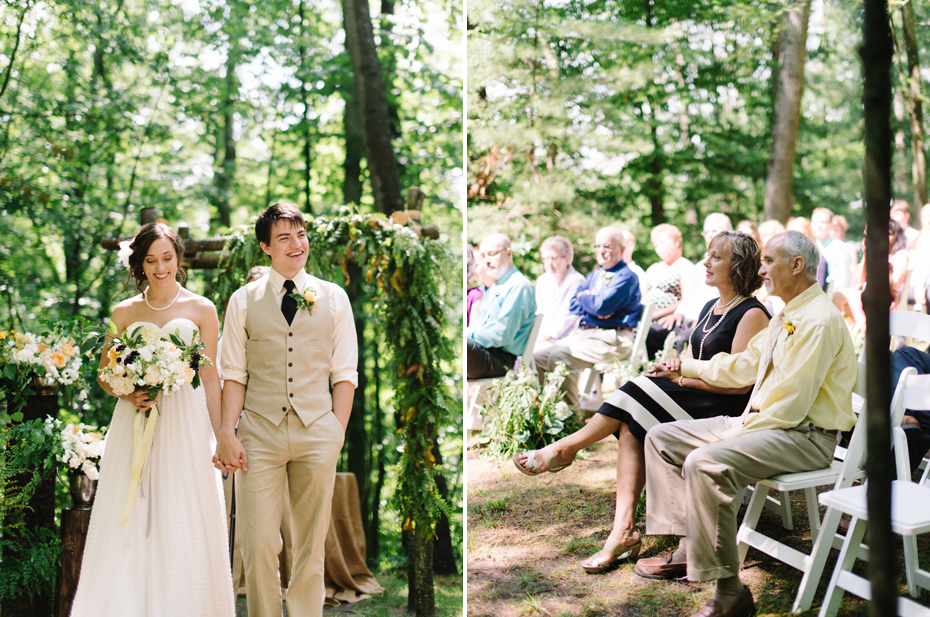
left=648, top=358, right=682, bottom=382
left=213, top=432, right=248, bottom=473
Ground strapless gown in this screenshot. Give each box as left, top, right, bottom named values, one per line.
left=71, top=319, right=235, bottom=617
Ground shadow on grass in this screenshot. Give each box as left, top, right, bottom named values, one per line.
left=467, top=440, right=915, bottom=617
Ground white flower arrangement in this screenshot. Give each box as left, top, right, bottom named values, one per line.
left=45, top=417, right=107, bottom=481
left=0, top=329, right=84, bottom=386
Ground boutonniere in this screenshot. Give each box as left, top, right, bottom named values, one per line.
left=781, top=318, right=797, bottom=337
left=602, top=271, right=615, bottom=282
left=289, top=287, right=317, bottom=315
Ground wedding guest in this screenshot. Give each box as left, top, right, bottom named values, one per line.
left=634, top=231, right=857, bottom=617
left=892, top=345, right=930, bottom=473
left=514, top=231, right=769, bottom=577
left=892, top=199, right=920, bottom=247
left=534, top=226, right=641, bottom=414
left=642, top=224, right=693, bottom=321
left=736, top=220, right=762, bottom=246
left=835, top=220, right=910, bottom=331
left=786, top=216, right=828, bottom=290
left=912, top=206, right=930, bottom=312
left=830, top=214, right=861, bottom=288
left=534, top=236, right=584, bottom=352
left=619, top=229, right=646, bottom=293
left=758, top=219, right=786, bottom=249
left=812, top=207, right=854, bottom=291
left=467, top=234, right=537, bottom=379
left=466, top=246, right=484, bottom=327
left=645, top=213, right=732, bottom=358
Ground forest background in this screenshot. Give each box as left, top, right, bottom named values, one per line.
left=466, top=0, right=928, bottom=275
left=0, top=0, right=464, bottom=579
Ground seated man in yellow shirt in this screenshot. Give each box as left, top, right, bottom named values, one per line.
left=634, top=230, right=857, bottom=617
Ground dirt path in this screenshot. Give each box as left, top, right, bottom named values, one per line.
left=467, top=438, right=873, bottom=617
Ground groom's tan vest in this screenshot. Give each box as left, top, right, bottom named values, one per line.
left=243, top=275, right=334, bottom=426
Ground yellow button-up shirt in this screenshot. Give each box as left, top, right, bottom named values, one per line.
left=681, top=282, right=857, bottom=440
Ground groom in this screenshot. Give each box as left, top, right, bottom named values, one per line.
left=216, top=202, right=358, bottom=616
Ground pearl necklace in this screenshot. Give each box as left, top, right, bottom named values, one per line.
left=688, top=294, right=744, bottom=360
left=144, top=283, right=182, bottom=311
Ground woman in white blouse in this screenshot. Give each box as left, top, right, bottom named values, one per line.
left=534, top=236, right=585, bottom=352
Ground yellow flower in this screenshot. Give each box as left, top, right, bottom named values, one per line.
left=782, top=319, right=797, bottom=336
left=37, top=343, right=48, bottom=353
left=0, top=331, right=7, bottom=340
left=62, top=343, right=74, bottom=356
left=303, top=290, right=316, bottom=304
left=50, top=351, right=67, bottom=368
left=107, top=348, right=118, bottom=368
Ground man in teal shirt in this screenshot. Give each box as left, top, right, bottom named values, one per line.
left=467, top=233, right=537, bottom=379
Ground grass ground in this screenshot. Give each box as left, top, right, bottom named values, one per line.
left=467, top=438, right=927, bottom=617
left=234, top=573, right=463, bottom=616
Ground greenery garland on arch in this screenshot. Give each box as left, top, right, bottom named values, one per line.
left=209, top=210, right=457, bottom=583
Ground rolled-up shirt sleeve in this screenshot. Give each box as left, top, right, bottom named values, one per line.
left=330, top=285, right=359, bottom=387
left=220, top=288, right=249, bottom=386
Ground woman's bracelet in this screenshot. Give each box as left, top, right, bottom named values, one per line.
left=678, top=375, right=685, bottom=387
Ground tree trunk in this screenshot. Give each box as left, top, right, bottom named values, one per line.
left=368, top=338, right=384, bottom=562
left=0, top=1, right=32, bottom=104
left=900, top=0, right=927, bottom=206
left=342, top=0, right=404, bottom=215
left=345, top=266, right=370, bottom=547
left=648, top=118, right=664, bottom=226
left=430, top=440, right=458, bottom=575
left=763, top=0, right=812, bottom=223
left=298, top=0, right=314, bottom=215
left=894, top=88, right=908, bottom=195
left=406, top=526, right=435, bottom=617
left=343, top=91, right=364, bottom=205
left=212, top=52, right=236, bottom=228
left=859, top=1, right=896, bottom=615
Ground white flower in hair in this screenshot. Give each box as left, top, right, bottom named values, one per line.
left=118, top=240, right=133, bottom=270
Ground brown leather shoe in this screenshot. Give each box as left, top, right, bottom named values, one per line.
left=690, top=586, right=755, bottom=617
left=633, top=552, right=687, bottom=580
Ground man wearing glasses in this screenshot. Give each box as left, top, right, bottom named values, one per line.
left=535, top=226, right=642, bottom=415
left=466, top=233, right=537, bottom=379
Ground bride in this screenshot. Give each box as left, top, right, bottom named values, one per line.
left=70, top=223, right=235, bottom=616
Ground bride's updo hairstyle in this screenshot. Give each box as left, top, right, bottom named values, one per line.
left=127, top=223, right=187, bottom=292
left=711, top=230, right=764, bottom=297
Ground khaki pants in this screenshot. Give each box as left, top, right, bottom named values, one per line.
left=534, top=327, right=634, bottom=413
left=238, top=409, right=344, bottom=617
left=644, top=415, right=836, bottom=582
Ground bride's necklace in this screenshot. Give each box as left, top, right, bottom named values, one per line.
left=145, top=283, right=182, bottom=311
left=688, top=294, right=744, bottom=360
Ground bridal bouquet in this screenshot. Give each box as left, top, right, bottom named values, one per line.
left=97, top=321, right=211, bottom=523
left=44, top=417, right=107, bottom=481
left=98, top=322, right=210, bottom=407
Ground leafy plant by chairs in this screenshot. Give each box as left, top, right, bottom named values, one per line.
left=477, top=362, right=582, bottom=461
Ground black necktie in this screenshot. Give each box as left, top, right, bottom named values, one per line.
left=282, top=280, right=297, bottom=326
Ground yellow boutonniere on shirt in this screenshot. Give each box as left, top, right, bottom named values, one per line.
left=602, top=271, right=615, bottom=283
left=289, top=287, right=318, bottom=315
left=782, top=318, right=797, bottom=337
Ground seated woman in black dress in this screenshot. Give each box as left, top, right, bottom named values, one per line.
left=513, top=231, right=771, bottom=573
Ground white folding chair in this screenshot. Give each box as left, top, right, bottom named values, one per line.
left=735, top=362, right=870, bottom=613
left=465, top=313, right=544, bottom=432
left=579, top=303, right=655, bottom=412
left=817, top=370, right=930, bottom=617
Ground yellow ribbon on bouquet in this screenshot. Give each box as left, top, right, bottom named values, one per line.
left=121, top=398, right=160, bottom=526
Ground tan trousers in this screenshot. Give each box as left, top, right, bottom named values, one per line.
left=644, top=415, right=836, bottom=582
left=534, top=327, right=634, bottom=412
left=238, top=409, right=344, bottom=617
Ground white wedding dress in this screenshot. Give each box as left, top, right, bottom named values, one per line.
left=71, top=319, right=235, bottom=617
